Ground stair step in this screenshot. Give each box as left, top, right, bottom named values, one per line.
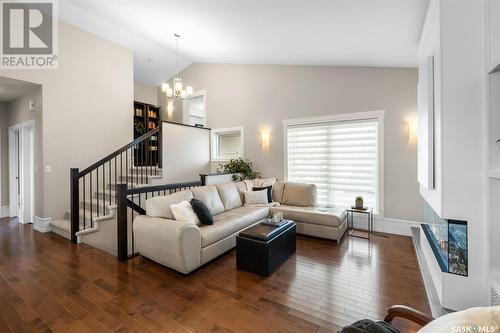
left=92, top=190, right=116, bottom=202
left=51, top=219, right=71, bottom=232
left=119, top=174, right=161, bottom=184
left=107, top=182, right=152, bottom=190
left=80, top=199, right=114, bottom=213
left=129, top=166, right=162, bottom=173
left=51, top=219, right=86, bottom=240
left=65, top=208, right=115, bottom=224
left=51, top=208, right=115, bottom=240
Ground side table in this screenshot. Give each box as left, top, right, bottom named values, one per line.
left=346, top=207, right=374, bottom=239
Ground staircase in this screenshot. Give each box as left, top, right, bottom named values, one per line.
left=53, top=127, right=163, bottom=252
left=50, top=167, right=163, bottom=241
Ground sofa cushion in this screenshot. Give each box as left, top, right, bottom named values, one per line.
left=272, top=181, right=286, bottom=203
left=190, top=199, right=214, bottom=225
left=271, top=205, right=345, bottom=227
left=199, top=206, right=269, bottom=247
left=216, top=182, right=243, bottom=211
left=282, top=182, right=317, bottom=207
left=145, top=190, right=193, bottom=219
left=191, top=186, right=225, bottom=216
left=234, top=181, right=248, bottom=202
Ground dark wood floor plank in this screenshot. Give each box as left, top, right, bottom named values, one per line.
left=0, top=217, right=430, bottom=333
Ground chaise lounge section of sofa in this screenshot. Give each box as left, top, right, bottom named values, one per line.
left=133, top=179, right=347, bottom=274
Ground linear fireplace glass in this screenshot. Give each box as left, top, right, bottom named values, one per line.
left=422, top=202, right=468, bottom=276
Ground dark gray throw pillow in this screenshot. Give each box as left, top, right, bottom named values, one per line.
left=253, top=186, right=272, bottom=203
left=190, top=199, right=214, bottom=225
left=341, top=319, right=400, bottom=333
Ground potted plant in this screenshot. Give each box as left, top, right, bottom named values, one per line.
left=355, top=196, right=364, bottom=209
left=217, top=158, right=261, bottom=181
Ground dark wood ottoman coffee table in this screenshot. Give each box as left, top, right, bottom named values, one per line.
left=236, top=219, right=296, bottom=276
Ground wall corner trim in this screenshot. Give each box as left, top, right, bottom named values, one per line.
left=352, top=215, right=424, bottom=237
left=0, top=206, right=10, bottom=218
left=33, top=216, right=53, bottom=233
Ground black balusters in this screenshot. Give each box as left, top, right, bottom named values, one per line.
left=70, top=127, right=161, bottom=246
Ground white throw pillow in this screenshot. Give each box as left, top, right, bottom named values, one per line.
left=253, top=177, right=276, bottom=188
left=243, top=190, right=269, bottom=206
left=169, top=201, right=200, bottom=225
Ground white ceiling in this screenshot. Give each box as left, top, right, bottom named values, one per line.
left=62, top=0, right=429, bottom=86
left=0, top=77, right=40, bottom=102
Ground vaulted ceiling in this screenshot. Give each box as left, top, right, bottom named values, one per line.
left=62, top=0, right=429, bottom=86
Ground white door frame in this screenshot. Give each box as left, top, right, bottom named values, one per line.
left=8, top=124, right=20, bottom=218
left=8, top=120, right=35, bottom=223
left=21, top=120, right=35, bottom=224
left=182, top=90, right=207, bottom=126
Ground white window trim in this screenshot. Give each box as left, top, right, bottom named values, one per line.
left=283, top=110, right=385, bottom=216
left=211, top=126, right=244, bottom=163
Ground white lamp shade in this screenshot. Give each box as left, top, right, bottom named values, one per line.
left=186, top=86, right=193, bottom=96
left=166, top=87, right=173, bottom=97
left=161, top=82, right=169, bottom=92
left=174, top=81, right=183, bottom=92
left=180, top=90, right=187, bottom=99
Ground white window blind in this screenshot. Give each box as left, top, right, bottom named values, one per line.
left=286, top=120, right=379, bottom=212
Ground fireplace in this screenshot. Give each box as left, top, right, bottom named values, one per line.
left=421, top=202, right=468, bottom=276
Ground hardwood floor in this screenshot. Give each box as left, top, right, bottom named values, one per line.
left=0, top=217, right=430, bottom=332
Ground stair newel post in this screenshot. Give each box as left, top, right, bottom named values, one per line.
left=116, top=183, right=128, bottom=261
left=70, top=168, right=80, bottom=244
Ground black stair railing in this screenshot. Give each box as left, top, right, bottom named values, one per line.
left=70, top=127, right=162, bottom=243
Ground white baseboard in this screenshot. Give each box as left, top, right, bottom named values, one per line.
left=351, top=215, right=423, bottom=236
left=0, top=206, right=9, bottom=218
left=33, top=216, right=53, bottom=233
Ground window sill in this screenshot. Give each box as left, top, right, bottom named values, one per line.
left=211, top=157, right=243, bottom=163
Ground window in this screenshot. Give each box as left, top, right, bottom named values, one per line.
left=211, top=127, right=244, bottom=161
left=285, top=111, right=383, bottom=214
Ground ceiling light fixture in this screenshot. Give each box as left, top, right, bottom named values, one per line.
left=161, top=34, right=193, bottom=99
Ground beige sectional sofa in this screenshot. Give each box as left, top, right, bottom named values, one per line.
left=133, top=179, right=347, bottom=274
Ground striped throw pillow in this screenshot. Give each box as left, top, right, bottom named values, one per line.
left=243, top=189, right=269, bottom=206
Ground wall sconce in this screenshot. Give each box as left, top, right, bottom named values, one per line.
left=407, top=117, right=417, bottom=144
left=260, top=130, right=271, bottom=151
left=167, top=100, right=174, bottom=120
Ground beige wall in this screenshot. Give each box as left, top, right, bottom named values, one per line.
left=0, top=21, right=134, bottom=219
left=134, top=81, right=159, bottom=105
left=158, top=87, right=182, bottom=123
left=162, top=122, right=211, bottom=183
left=0, top=102, right=7, bottom=207
left=175, top=64, right=423, bottom=221
left=0, top=87, right=43, bottom=214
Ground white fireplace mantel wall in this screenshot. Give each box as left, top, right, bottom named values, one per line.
left=417, top=0, right=488, bottom=310
left=486, top=0, right=500, bottom=304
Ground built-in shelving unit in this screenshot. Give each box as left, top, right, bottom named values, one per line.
left=133, top=101, right=161, bottom=167
left=486, top=0, right=500, bottom=305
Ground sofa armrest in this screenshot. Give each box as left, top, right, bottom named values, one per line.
left=133, top=215, right=201, bottom=274
left=384, top=305, right=432, bottom=326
